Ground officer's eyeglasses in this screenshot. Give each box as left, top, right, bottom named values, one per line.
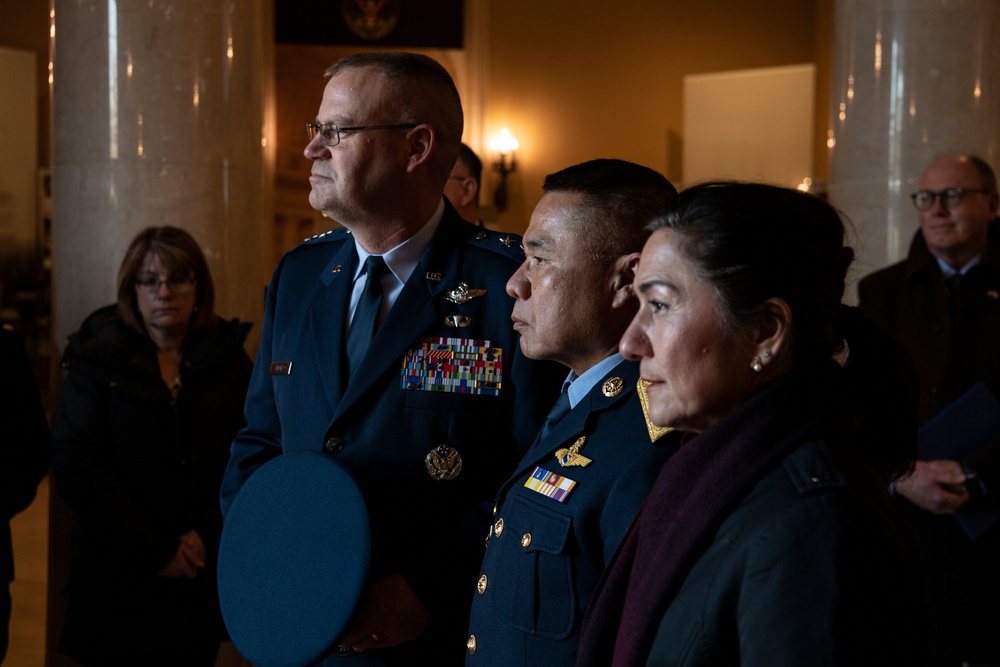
left=306, top=122, right=419, bottom=147
left=135, top=274, right=196, bottom=294
left=910, top=187, right=992, bottom=211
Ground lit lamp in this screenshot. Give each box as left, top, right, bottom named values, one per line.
left=489, top=128, right=519, bottom=212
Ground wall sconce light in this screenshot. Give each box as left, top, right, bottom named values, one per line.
left=489, top=128, right=519, bottom=212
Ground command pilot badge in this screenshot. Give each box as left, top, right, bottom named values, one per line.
left=442, top=283, right=487, bottom=304
left=425, top=445, right=463, bottom=481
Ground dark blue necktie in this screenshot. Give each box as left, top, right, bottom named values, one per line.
left=537, top=389, right=572, bottom=443
left=345, top=255, right=389, bottom=379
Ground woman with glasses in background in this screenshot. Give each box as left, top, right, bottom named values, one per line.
left=50, top=226, right=253, bottom=666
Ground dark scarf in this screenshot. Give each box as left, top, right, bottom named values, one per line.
left=577, top=362, right=848, bottom=667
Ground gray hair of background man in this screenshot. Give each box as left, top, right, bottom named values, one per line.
left=542, top=158, right=678, bottom=260
left=324, top=52, right=464, bottom=182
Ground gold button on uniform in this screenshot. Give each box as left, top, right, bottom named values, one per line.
left=467, top=634, right=477, bottom=655
left=477, top=574, right=488, bottom=594
left=494, top=518, right=504, bottom=537
left=521, top=533, right=532, bottom=548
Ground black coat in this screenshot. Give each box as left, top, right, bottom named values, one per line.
left=643, top=437, right=922, bottom=666
left=0, top=325, right=49, bottom=585
left=50, top=306, right=252, bottom=659
left=0, top=325, right=49, bottom=662
left=859, top=221, right=1000, bottom=664
left=578, top=364, right=925, bottom=667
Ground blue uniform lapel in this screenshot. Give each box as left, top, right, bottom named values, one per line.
left=308, top=241, right=358, bottom=408
left=503, top=360, right=641, bottom=486
left=331, top=220, right=468, bottom=420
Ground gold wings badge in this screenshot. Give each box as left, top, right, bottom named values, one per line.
left=555, top=436, right=593, bottom=468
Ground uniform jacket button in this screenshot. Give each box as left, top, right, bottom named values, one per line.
left=467, top=634, right=477, bottom=655
left=323, top=436, right=344, bottom=454
left=494, top=518, right=504, bottom=537
left=477, top=574, right=488, bottom=594
left=521, top=533, right=532, bottom=548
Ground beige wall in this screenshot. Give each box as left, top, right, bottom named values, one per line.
left=4, top=0, right=833, bottom=244
left=483, top=0, right=830, bottom=231
left=0, top=1, right=50, bottom=171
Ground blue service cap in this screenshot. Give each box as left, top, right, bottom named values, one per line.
left=218, top=451, right=371, bottom=667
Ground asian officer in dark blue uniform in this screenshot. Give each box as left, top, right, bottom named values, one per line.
left=219, top=52, right=559, bottom=666
left=464, top=159, right=682, bottom=665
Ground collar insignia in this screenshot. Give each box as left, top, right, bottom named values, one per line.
left=602, top=377, right=624, bottom=397
left=638, top=378, right=674, bottom=443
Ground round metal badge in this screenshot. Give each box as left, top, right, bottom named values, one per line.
left=602, top=376, right=624, bottom=397
left=425, top=445, right=463, bottom=481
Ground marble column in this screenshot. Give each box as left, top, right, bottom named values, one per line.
left=51, top=0, right=271, bottom=352
left=827, top=0, right=1000, bottom=297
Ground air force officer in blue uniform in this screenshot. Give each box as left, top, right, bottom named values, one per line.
left=465, top=160, right=682, bottom=665
left=220, top=52, right=558, bottom=666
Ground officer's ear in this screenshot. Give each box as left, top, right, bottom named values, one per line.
left=405, top=124, right=435, bottom=173
left=611, top=251, right=641, bottom=309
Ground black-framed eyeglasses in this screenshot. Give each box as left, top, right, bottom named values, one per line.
left=306, top=122, right=418, bottom=147
left=135, top=274, right=196, bottom=294
left=910, top=187, right=993, bottom=211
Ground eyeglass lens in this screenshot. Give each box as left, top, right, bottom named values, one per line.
left=912, top=188, right=973, bottom=211
left=136, top=274, right=195, bottom=292
left=307, top=124, right=339, bottom=146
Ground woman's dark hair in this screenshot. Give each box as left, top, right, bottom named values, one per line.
left=116, top=226, right=216, bottom=333
left=650, top=182, right=852, bottom=363
left=651, top=182, right=914, bottom=479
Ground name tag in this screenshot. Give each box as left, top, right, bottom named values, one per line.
left=269, top=361, right=293, bottom=375
left=400, top=337, right=502, bottom=396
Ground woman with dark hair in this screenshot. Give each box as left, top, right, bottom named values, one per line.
left=576, top=183, right=925, bottom=666
left=50, top=226, right=253, bottom=666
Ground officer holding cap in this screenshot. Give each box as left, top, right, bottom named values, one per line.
left=219, top=52, right=559, bottom=666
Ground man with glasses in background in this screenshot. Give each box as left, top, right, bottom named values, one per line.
left=220, top=52, right=558, bottom=666
left=860, top=154, right=1000, bottom=667
left=444, top=143, right=485, bottom=227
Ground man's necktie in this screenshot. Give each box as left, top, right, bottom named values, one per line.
left=345, top=255, right=389, bottom=379
left=537, top=389, right=572, bottom=443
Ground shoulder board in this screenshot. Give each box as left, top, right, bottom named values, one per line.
left=303, top=227, right=351, bottom=244
left=463, top=228, right=525, bottom=261
left=283, top=227, right=352, bottom=258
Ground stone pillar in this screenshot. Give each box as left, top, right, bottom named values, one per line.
left=51, top=0, right=271, bottom=352
left=827, top=0, right=1000, bottom=295
left=47, top=4, right=270, bottom=665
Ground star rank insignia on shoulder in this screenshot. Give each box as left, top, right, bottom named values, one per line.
left=555, top=436, right=593, bottom=467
